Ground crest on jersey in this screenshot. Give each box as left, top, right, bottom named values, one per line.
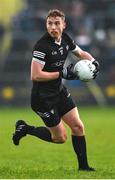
left=66, top=45, right=69, bottom=50
left=59, top=47, right=63, bottom=55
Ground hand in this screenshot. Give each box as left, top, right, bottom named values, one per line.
left=92, top=60, right=99, bottom=72
left=92, top=60, right=100, bottom=79
left=60, top=63, right=79, bottom=80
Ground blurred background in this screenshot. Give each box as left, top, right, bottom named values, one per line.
left=0, top=0, right=115, bottom=107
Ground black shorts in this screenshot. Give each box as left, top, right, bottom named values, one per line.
left=31, top=87, right=76, bottom=127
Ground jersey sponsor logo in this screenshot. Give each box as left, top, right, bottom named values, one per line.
left=51, top=60, right=64, bottom=67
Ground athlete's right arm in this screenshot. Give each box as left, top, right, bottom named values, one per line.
left=31, top=60, right=59, bottom=82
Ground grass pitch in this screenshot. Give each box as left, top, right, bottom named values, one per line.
left=0, top=106, right=115, bottom=179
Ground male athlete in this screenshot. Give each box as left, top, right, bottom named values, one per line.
left=12, top=9, right=99, bottom=171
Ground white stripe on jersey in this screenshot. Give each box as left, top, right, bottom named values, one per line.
left=33, top=54, right=44, bottom=59
left=32, top=57, right=45, bottom=65
left=34, top=51, right=45, bottom=55
left=72, top=45, right=81, bottom=52
left=34, top=52, right=45, bottom=57
left=33, top=51, right=46, bottom=59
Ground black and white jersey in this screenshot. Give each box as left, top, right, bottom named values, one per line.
left=32, top=32, right=78, bottom=98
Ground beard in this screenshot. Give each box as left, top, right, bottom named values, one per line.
left=51, top=31, right=59, bottom=37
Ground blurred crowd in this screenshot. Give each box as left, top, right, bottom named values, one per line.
left=1, top=0, right=115, bottom=84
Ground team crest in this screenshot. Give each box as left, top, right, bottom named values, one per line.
left=66, top=45, right=69, bottom=50
left=59, top=47, right=63, bottom=55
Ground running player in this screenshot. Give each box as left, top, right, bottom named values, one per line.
left=12, top=9, right=99, bottom=171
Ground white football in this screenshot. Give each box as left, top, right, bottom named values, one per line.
left=73, top=60, right=96, bottom=82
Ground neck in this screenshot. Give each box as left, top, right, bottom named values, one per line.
left=56, top=37, right=61, bottom=42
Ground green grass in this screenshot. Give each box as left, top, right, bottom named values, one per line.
left=0, top=106, right=115, bottom=179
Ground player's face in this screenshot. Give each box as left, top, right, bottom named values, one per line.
left=46, top=16, right=66, bottom=41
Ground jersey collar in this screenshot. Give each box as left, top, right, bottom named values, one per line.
left=46, top=32, right=62, bottom=45
left=54, top=38, right=62, bottom=45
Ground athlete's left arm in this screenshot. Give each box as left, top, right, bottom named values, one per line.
left=72, top=45, right=99, bottom=73
left=72, top=46, right=94, bottom=61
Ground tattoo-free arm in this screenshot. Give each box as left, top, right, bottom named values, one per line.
left=31, top=60, right=59, bottom=82
left=73, top=46, right=94, bottom=61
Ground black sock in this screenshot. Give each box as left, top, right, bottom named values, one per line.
left=26, top=125, right=53, bottom=142
left=72, top=135, right=89, bottom=169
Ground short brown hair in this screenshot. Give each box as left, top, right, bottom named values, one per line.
left=47, top=9, right=65, bottom=20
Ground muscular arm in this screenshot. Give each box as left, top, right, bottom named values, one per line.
left=31, top=60, right=59, bottom=82
left=73, top=46, right=94, bottom=61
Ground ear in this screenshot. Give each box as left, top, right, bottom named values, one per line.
left=63, top=21, right=66, bottom=29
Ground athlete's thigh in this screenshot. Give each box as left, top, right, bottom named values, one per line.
left=58, top=87, right=76, bottom=117
left=62, top=107, right=84, bottom=129
left=31, top=92, right=61, bottom=127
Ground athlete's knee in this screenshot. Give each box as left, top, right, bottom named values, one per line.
left=71, top=120, right=85, bottom=135
left=52, top=134, right=67, bottom=144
